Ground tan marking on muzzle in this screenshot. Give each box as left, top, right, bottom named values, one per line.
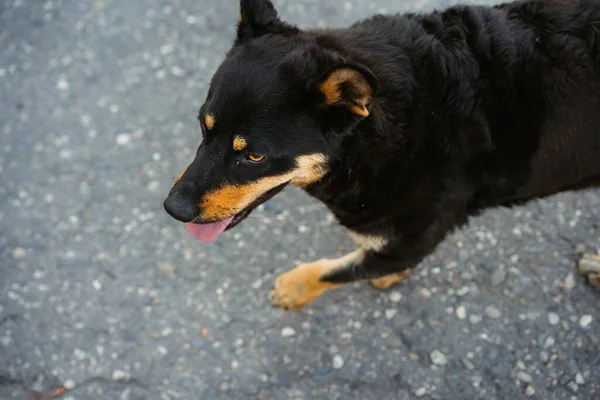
left=199, top=153, right=328, bottom=220
left=233, top=136, right=247, bottom=151
left=171, top=167, right=188, bottom=189
left=204, top=114, right=215, bottom=131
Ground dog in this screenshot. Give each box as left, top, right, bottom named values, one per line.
left=163, top=0, right=600, bottom=310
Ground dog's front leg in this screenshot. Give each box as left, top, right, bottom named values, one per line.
left=269, top=249, right=416, bottom=310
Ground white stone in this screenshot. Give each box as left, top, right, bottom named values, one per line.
left=579, top=315, right=592, bottom=328
left=564, top=273, right=576, bottom=290
left=281, top=327, right=295, bottom=337
left=12, top=247, right=26, bottom=259
left=575, top=372, right=585, bottom=385
left=92, top=280, right=102, bottom=290
left=147, top=180, right=160, bottom=192
left=517, top=371, right=532, bottom=383
left=430, top=349, right=447, bottom=365
left=389, top=291, right=402, bottom=303
left=525, top=385, right=535, bottom=396
left=115, top=133, right=131, bottom=145
left=112, top=370, right=127, bottom=380
left=456, top=305, right=467, bottom=320
left=57, top=77, right=69, bottom=90
left=485, top=306, right=501, bottom=319
left=548, top=312, right=560, bottom=326
left=332, top=354, right=344, bottom=369
left=63, top=379, right=76, bottom=390
left=385, top=309, right=397, bottom=320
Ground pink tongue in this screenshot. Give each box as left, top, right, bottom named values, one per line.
left=186, top=216, right=234, bottom=243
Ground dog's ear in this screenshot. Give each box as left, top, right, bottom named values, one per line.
left=237, top=0, right=296, bottom=40
left=318, top=64, right=377, bottom=118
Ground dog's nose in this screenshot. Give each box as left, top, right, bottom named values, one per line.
left=163, top=186, right=198, bottom=223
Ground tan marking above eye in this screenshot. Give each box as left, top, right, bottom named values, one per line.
left=204, top=114, right=215, bottom=131
left=233, top=135, right=247, bottom=151
left=199, top=153, right=328, bottom=220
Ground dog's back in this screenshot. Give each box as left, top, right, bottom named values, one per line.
left=309, top=0, right=600, bottom=214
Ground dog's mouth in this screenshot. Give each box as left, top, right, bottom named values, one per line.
left=185, top=182, right=288, bottom=243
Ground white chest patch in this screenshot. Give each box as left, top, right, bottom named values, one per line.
left=347, top=230, right=388, bottom=252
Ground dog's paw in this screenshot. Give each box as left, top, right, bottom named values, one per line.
left=369, top=269, right=411, bottom=290
left=269, top=263, right=328, bottom=311
left=578, top=253, right=600, bottom=288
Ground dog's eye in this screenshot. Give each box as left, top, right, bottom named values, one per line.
left=247, top=154, right=265, bottom=163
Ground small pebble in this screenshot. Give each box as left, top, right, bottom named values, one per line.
left=579, top=315, right=592, bottom=328
left=430, top=349, right=447, bottom=365
left=115, top=133, right=131, bottom=145
left=544, top=337, right=555, bottom=348
left=219, top=382, right=230, bottom=392
left=92, top=280, right=102, bottom=290
left=462, top=359, right=475, bottom=370
left=63, top=379, right=75, bottom=390
left=517, top=371, right=532, bottom=383
left=12, top=247, right=26, bottom=258
left=456, top=305, right=467, bottom=320
left=385, top=309, right=397, bottom=320
left=414, top=387, right=427, bottom=397
left=332, top=354, right=344, bottom=369
left=281, top=327, right=295, bottom=337
left=112, top=370, right=127, bottom=380
left=548, top=312, right=560, bottom=326
left=57, top=77, right=69, bottom=91
left=575, top=373, right=585, bottom=385
left=469, top=314, right=482, bottom=324
left=564, top=273, right=576, bottom=290
left=389, top=291, right=402, bottom=302
left=491, top=268, right=506, bottom=285
left=147, top=180, right=160, bottom=192
left=525, top=385, right=535, bottom=396
left=156, top=262, right=175, bottom=274
left=456, top=286, right=470, bottom=296
left=485, top=306, right=501, bottom=319
left=567, top=381, right=578, bottom=392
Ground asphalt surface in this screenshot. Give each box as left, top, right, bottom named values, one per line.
left=1, top=0, right=599, bottom=399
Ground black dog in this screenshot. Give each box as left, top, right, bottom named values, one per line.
left=164, top=0, right=600, bottom=310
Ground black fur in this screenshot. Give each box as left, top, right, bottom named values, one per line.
left=164, top=0, right=600, bottom=284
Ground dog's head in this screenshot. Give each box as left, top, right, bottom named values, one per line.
left=163, top=0, right=377, bottom=242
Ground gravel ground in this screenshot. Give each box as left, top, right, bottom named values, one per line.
left=1, top=0, right=599, bottom=399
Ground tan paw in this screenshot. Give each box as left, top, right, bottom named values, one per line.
left=369, top=269, right=411, bottom=290
left=578, top=253, right=600, bottom=288
left=269, top=261, right=337, bottom=311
